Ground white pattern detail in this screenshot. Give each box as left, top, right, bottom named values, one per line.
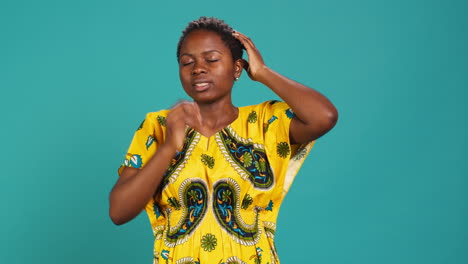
left=283, top=141, right=315, bottom=199
left=152, top=225, right=165, bottom=240
left=215, top=127, right=274, bottom=191
left=262, top=221, right=276, bottom=239
left=225, top=256, right=247, bottom=264
left=164, top=131, right=200, bottom=188
left=153, top=249, right=159, bottom=264
left=164, top=178, right=208, bottom=248
left=213, top=178, right=262, bottom=246
left=176, top=257, right=195, bottom=264
left=271, top=248, right=278, bottom=264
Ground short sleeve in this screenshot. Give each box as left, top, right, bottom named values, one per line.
left=118, top=112, right=167, bottom=176
left=259, top=100, right=316, bottom=198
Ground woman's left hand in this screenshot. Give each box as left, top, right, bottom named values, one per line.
left=232, top=31, right=267, bottom=82
left=233, top=31, right=338, bottom=145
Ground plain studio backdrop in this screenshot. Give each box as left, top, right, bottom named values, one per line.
left=1, top=0, right=467, bottom=263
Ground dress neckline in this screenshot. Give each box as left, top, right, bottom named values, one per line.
left=194, top=106, right=243, bottom=139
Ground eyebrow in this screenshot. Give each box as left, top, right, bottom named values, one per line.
left=180, top=50, right=222, bottom=57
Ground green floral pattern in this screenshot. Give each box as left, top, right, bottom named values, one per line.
left=157, top=115, right=166, bottom=126
left=201, top=154, right=215, bottom=169
left=224, top=138, right=232, bottom=146
left=201, top=233, right=217, bottom=252
left=241, top=152, right=252, bottom=167
left=247, top=111, right=257, bottom=123
left=254, top=158, right=267, bottom=173
left=167, top=197, right=181, bottom=210
left=276, top=142, right=290, bottom=158
left=124, top=102, right=313, bottom=263
left=221, top=189, right=232, bottom=203
left=241, top=194, right=253, bottom=209
left=188, top=189, right=199, bottom=202
left=293, top=146, right=308, bottom=161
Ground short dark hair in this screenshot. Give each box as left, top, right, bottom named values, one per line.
left=176, top=16, right=244, bottom=62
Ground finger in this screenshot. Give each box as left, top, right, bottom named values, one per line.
left=181, top=102, right=199, bottom=119
left=232, top=33, right=261, bottom=64
left=170, top=99, right=191, bottom=109
left=232, top=31, right=251, bottom=48
left=170, top=101, right=198, bottom=119
left=181, top=103, right=203, bottom=128
left=233, top=37, right=255, bottom=63
left=241, top=59, right=250, bottom=72
left=167, top=102, right=189, bottom=123
left=232, top=33, right=252, bottom=51
left=232, top=32, right=246, bottom=50
left=167, top=102, right=193, bottom=126
left=232, top=31, right=256, bottom=50
left=191, top=102, right=203, bottom=124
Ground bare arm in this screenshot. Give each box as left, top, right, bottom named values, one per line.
left=109, top=143, right=176, bottom=225
left=233, top=31, right=338, bottom=144
left=256, top=67, right=338, bottom=144
left=109, top=102, right=202, bottom=225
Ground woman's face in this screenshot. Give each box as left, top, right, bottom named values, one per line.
left=178, top=29, right=242, bottom=104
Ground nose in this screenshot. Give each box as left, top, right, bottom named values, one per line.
left=192, top=61, right=207, bottom=75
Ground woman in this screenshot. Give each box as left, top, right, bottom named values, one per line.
left=110, top=17, right=337, bottom=264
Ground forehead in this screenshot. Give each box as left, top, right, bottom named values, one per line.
left=180, top=29, right=230, bottom=55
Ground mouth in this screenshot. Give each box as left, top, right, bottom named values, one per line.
left=192, top=82, right=211, bottom=92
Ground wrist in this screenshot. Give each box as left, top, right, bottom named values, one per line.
left=159, top=142, right=179, bottom=156
left=255, top=65, right=273, bottom=84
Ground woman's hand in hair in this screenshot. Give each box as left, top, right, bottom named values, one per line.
left=232, top=31, right=267, bottom=82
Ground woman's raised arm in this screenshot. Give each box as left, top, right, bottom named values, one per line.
left=233, top=31, right=338, bottom=144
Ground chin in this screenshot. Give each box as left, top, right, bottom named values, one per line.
left=186, top=89, right=231, bottom=105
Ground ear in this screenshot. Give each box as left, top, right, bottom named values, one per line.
left=234, top=59, right=243, bottom=79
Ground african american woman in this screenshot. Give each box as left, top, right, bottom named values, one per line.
left=110, top=16, right=338, bottom=264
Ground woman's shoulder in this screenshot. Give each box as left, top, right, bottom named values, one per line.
left=141, top=109, right=171, bottom=126
left=145, top=109, right=170, bottom=118
left=241, top=100, right=289, bottom=109
left=240, top=100, right=292, bottom=119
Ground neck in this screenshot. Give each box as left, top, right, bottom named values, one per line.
left=196, top=99, right=238, bottom=131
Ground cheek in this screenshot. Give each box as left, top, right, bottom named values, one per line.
left=179, top=74, right=192, bottom=96
left=213, top=65, right=235, bottom=79
left=179, top=69, right=190, bottom=85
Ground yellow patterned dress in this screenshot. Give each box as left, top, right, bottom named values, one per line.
left=119, top=101, right=315, bottom=264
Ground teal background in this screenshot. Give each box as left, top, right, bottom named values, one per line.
left=1, top=0, right=467, bottom=263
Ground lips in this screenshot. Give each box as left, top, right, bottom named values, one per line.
left=192, top=80, right=211, bottom=92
